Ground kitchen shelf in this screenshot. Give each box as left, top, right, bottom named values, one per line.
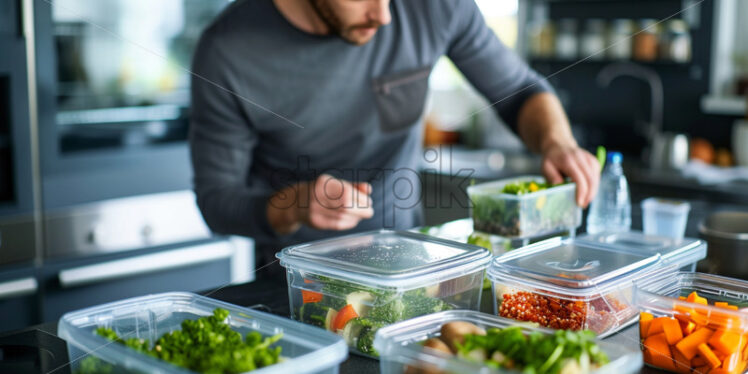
left=528, top=57, right=692, bottom=67
left=700, top=95, right=747, bottom=116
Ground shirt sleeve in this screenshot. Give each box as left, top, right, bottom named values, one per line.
left=189, top=29, right=278, bottom=242
left=445, top=0, right=553, bottom=130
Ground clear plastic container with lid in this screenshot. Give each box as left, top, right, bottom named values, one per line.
left=373, top=310, right=643, bottom=374
left=487, top=237, right=668, bottom=337
left=641, top=198, right=691, bottom=240
left=633, top=272, right=748, bottom=373
left=578, top=230, right=706, bottom=271
left=467, top=175, right=581, bottom=238
left=276, top=230, right=492, bottom=357
left=58, top=292, right=348, bottom=374
left=412, top=218, right=571, bottom=256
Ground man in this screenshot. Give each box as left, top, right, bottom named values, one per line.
left=189, top=0, right=600, bottom=265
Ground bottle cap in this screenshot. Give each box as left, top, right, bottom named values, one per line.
left=607, top=151, right=623, bottom=163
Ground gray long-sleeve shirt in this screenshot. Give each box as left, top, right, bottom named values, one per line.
left=189, top=0, right=551, bottom=259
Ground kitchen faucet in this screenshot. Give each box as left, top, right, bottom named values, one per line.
left=597, top=63, right=689, bottom=170
left=597, top=62, right=664, bottom=142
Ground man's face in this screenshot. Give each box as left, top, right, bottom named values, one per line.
left=310, top=0, right=392, bottom=45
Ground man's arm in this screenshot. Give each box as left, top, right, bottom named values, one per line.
left=517, top=93, right=599, bottom=207
left=442, top=0, right=599, bottom=206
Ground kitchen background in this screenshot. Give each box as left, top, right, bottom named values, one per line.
left=0, top=0, right=747, bottom=333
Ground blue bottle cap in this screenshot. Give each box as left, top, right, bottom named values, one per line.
left=607, top=151, right=623, bottom=164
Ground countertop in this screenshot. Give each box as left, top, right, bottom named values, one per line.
left=0, top=266, right=664, bottom=374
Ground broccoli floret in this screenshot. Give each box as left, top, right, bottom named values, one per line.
left=299, top=303, right=329, bottom=327
left=368, top=298, right=406, bottom=323
left=357, top=327, right=378, bottom=355
left=401, top=293, right=451, bottom=320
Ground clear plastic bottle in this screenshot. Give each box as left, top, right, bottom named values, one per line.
left=586, top=151, right=632, bottom=234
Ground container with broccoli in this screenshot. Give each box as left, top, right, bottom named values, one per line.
left=58, top=292, right=348, bottom=374
left=467, top=176, right=581, bottom=238
left=277, top=230, right=492, bottom=357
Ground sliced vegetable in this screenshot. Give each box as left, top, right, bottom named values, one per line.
left=675, top=327, right=714, bottom=360
left=640, top=312, right=654, bottom=338
left=333, top=304, right=358, bottom=331
left=709, top=330, right=742, bottom=355
left=663, top=318, right=684, bottom=345
left=324, top=308, right=338, bottom=331
left=302, top=290, right=323, bottom=304
left=648, top=316, right=668, bottom=337
left=644, top=333, right=676, bottom=371
left=345, top=291, right=374, bottom=316
left=697, top=343, right=722, bottom=368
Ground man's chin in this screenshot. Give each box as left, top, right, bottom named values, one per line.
left=342, top=27, right=378, bottom=45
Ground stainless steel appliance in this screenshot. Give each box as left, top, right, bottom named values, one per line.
left=0, top=0, right=255, bottom=332
left=699, top=211, right=748, bottom=279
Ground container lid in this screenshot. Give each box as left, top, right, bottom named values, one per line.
left=487, top=237, right=662, bottom=296
left=277, top=230, right=492, bottom=290
left=467, top=175, right=576, bottom=201
left=578, top=231, right=706, bottom=268
left=641, top=197, right=691, bottom=214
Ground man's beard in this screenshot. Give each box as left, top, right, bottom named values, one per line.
left=309, top=0, right=380, bottom=45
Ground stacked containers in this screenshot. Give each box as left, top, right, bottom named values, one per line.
left=487, top=237, right=668, bottom=338
left=276, top=230, right=492, bottom=357
left=634, top=272, right=748, bottom=373
left=58, top=292, right=348, bottom=374
left=467, top=176, right=581, bottom=238
left=578, top=231, right=707, bottom=271
left=373, top=310, right=643, bottom=374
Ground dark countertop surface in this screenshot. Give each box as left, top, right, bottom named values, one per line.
left=0, top=264, right=666, bottom=374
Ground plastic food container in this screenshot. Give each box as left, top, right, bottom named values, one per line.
left=412, top=218, right=571, bottom=256
left=58, top=292, right=348, bottom=374
left=634, top=272, right=748, bottom=374
left=467, top=176, right=581, bottom=238
left=373, top=310, right=643, bottom=374
left=487, top=237, right=667, bottom=337
left=276, top=230, right=492, bottom=357
left=641, top=198, right=691, bottom=240
left=578, top=230, right=707, bottom=271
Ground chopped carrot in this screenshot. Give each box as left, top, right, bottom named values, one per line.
left=710, top=330, right=742, bottom=355
left=644, top=333, right=676, bottom=371
left=692, top=355, right=708, bottom=367
left=709, top=369, right=732, bottom=374
left=663, top=318, right=685, bottom=345
left=715, top=302, right=729, bottom=308
left=726, top=305, right=738, bottom=310
left=676, top=327, right=715, bottom=359
left=722, top=352, right=740, bottom=372
left=698, top=343, right=722, bottom=368
left=302, top=290, right=323, bottom=304
left=332, top=304, right=358, bottom=331
left=679, top=296, right=686, bottom=300
left=687, top=292, right=699, bottom=303
left=672, top=346, right=692, bottom=374
left=680, top=320, right=696, bottom=336
left=648, top=317, right=668, bottom=336
left=693, top=364, right=712, bottom=374
left=640, top=312, right=654, bottom=338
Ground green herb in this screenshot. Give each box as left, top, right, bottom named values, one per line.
left=596, top=146, right=606, bottom=173
left=83, top=309, right=283, bottom=374
left=456, top=327, right=609, bottom=374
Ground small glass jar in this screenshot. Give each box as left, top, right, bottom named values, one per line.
left=659, top=19, right=691, bottom=63
left=607, top=19, right=634, bottom=59
left=580, top=19, right=606, bottom=60
left=633, top=19, right=659, bottom=61
left=528, top=20, right=555, bottom=58
left=555, top=18, right=578, bottom=60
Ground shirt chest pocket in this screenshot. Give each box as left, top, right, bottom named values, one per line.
left=372, top=66, right=431, bottom=133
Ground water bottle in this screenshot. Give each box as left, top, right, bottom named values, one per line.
left=586, top=151, right=632, bottom=234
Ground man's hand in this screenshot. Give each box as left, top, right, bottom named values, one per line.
left=267, top=174, right=374, bottom=235
left=542, top=143, right=600, bottom=208
left=516, top=92, right=600, bottom=208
